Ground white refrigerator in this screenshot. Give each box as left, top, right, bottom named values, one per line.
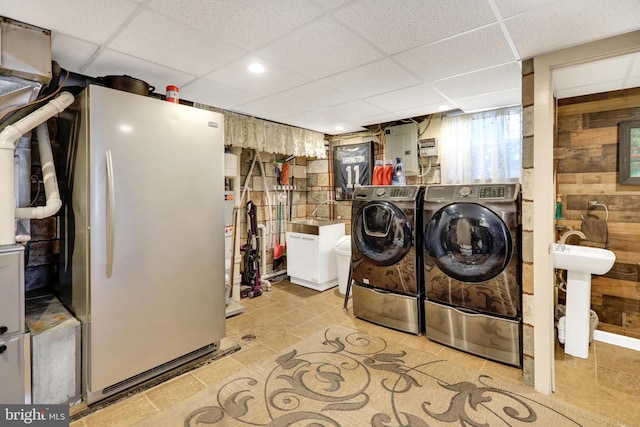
left=61, top=85, right=226, bottom=404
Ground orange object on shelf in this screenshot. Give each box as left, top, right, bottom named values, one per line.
left=372, top=160, right=384, bottom=185
left=281, top=162, right=290, bottom=185
left=166, top=85, right=179, bottom=103
left=383, top=160, right=393, bottom=185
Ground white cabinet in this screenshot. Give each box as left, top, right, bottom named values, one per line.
left=0, top=334, right=30, bottom=403
left=287, top=234, right=318, bottom=281
left=286, top=222, right=345, bottom=291
left=0, top=249, right=23, bottom=335
left=0, top=246, right=30, bottom=404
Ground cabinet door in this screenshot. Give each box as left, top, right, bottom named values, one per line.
left=0, top=249, right=24, bottom=336
left=0, top=334, right=27, bottom=403
left=286, top=233, right=303, bottom=278
left=301, top=235, right=319, bottom=282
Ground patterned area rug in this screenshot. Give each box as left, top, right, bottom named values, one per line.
left=138, top=325, right=622, bottom=426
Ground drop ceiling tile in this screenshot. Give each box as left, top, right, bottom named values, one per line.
left=393, top=25, right=516, bottom=82
left=254, top=16, right=385, bottom=79
left=325, top=123, right=368, bottom=135
left=147, top=0, right=322, bottom=50
left=493, top=0, right=562, bottom=19
left=180, top=78, right=259, bottom=109
left=358, top=112, right=404, bottom=127
left=317, top=100, right=388, bottom=123
left=280, top=110, right=366, bottom=134
left=365, top=83, right=448, bottom=112
left=203, top=56, right=309, bottom=97
left=282, top=106, right=341, bottom=126
left=452, top=87, right=521, bottom=112
left=82, top=48, right=195, bottom=90
left=334, top=0, right=495, bottom=54
left=395, top=103, right=456, bottom=120
left=234, top=97, right=306, bottom=122
left=0, top=0, right=139, bottom=44
left=268, top=81, right=355, bottom=111
left=109, top=9, right=245, bottom=76
left=505, top=0, right=640, bottom=59
left=321, top=58, right=421, bottom=99
left=312, top=0, right=352, bottom=12
left=431, top=62, right=522, bottom=101
left=52, top=33, right=99, bottom=74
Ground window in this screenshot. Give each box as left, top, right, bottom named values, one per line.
left=440, top=106, right=522, bottom=184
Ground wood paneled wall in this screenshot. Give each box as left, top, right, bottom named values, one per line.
left=555, top=87, right=640, bottom=338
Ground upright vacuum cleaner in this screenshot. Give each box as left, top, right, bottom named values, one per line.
left=240, top=200, right=263, bottom=298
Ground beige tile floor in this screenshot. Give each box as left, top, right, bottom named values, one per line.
left=69, top=279, right=637, bottom=426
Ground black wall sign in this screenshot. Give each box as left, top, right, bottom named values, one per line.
left=334, top=142, right=374, bottom=200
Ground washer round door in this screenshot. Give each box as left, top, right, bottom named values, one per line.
left=353, top=201, right=412, bottom=266
left=424, top=203, right=512, bottom=282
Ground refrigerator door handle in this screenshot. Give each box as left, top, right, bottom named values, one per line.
left=105, top=149, right=115, bottom=278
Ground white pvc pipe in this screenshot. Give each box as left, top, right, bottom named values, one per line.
left=0, top=92, right=74, bottom=245
left=15, top=123, right=61, bottom=220
left=0, top=145, right=15, bottom=245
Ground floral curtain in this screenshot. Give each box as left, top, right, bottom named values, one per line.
left=195, top=104, right=327, bottom=158
left=440, top=106, right=522, bottom=184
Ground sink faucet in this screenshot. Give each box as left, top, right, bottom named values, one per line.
left=558, top=230, right=586, bottom=251
left=310, top=199, right=337, bottom=218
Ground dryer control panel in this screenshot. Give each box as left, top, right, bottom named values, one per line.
left=479, top=185, right=506, bottom=199
left=425, top=183, right=519, bottom=202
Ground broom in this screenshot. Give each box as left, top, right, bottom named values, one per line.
left=272, top=162, right=286, bottom=270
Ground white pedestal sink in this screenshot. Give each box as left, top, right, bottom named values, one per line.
left=553, top=243, right=616, bottom=358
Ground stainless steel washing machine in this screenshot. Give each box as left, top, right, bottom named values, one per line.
left=423, top=184, right=522, bottom=367
left=351, top=185, right=424, bottom=335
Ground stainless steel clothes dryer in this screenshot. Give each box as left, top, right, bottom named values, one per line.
left=423, top=184, right=522, bottom=367
left=351, top=185, right=424, bottom=334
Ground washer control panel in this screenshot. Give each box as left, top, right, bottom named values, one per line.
left=354, top=185, right=422, bottom=201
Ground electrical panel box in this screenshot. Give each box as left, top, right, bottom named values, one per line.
left=419, top=138, right=437, bottom=157
left=384, top=122, right=418, bottom=176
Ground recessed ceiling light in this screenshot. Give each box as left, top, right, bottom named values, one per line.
left=248, top=63, right=265, bottom=74
left=438, top=105, right=449, bottom=111
left=334, top=125, right=344, bottom=131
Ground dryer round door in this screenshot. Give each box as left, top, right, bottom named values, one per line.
left=424, top=203, right=512, bottom=282
left=353, top=201, right=412, bottom=266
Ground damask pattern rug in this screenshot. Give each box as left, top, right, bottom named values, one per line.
left=138, top=325, right=622, bottom=426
